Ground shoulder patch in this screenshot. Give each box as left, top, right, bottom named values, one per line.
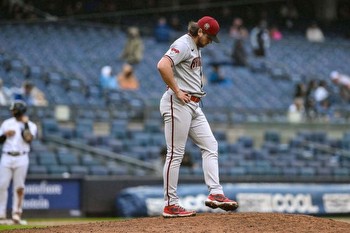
left=170, top=48, right=180, bottom=54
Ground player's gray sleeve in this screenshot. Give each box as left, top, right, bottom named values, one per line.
left=165, top=41, right=191, bottom=66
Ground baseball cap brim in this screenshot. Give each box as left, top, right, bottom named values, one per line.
left=208, top=34, right=220, bottom=43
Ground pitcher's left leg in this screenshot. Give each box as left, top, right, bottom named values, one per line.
left=189, top=109, right=238, bottom=211
left=189, top=111, right=222, bottom=194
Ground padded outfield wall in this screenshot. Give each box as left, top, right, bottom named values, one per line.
left=7, top=176, right=350, bottom=218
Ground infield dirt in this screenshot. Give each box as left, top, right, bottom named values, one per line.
left=3, top=212, right=350, bottom=233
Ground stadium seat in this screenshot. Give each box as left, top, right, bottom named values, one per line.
left=81, top=154, right=101, bottom=166
left=108, top=165, right=129, bottom=176
left=28, top=165, right=48, bottom=175
left=333, top=168, right=350, bottom=177
left=69, top=165, right=89, bottom=176
left=237, top=136, right=254, bottom=148
left=143, top=119, right=162, bottom=133
left=316, top=167, right=332, bottom=177
left=89, top=165, right=109, bottom=176
left=130, top=132, right=152, bottom=147
left=57, top=152, right=80, bottom=165
left=264, top=130, right=281, bottom=144
left=110, top=119, right=129, bottom=140
left=47, top=165, right=69, bottom=175
left=179, top=167, right=193, bottom=175
left=282, top=167, right=299, bottom=176
left=74, top=119, right=94, bottom=138
left=265, top=167, right=282, bottom=176
left=107, top=139, right=124, bottom=153
left=299, top=167, right=316, bottom=177
left=229, top=167, right=247, bottom=176
left=41, top=118, right=60, bottom=137
left=37, top=152, right=58, bottom=166
left=29, top=155, right=38, bottom=165
left=150, top=133, right=166, bottom=147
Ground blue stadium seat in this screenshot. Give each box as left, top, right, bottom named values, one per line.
left=179, top=167, right=193, bottom=175
left=108, top=165, right=129, bottom=175
left=41, top=118, right=60, bottom=137
left=75, top=119, right=94, bottom=138
left=70, top=165, right=89, bottom=176
left=264, top=130, right=281, bottom=144
left=37, top=152, right=58, bottom=166
left=29, top=155, right=38, bottom=165
left=282, top=167, right=299, bottom=176
left=47, top=165, right=69, bottom=175
left=106, top=139, right=124, bottom=153
left=110, top=119, right=129, bottom=140
left=150, top=133, right=166, bottom=147
left=28, top=165, right=48, bottom=175
left=237, top=136, right=254, bottom=148
left=57, top=152, right=80, bottom=165
left=89, top=165, right=109, bottom=176
left=192, top=167, right=204, bottom=176
left=130, top=132, right=152, bottom=147
left=266, top=167, right=282, bottom=176
left=229, top=167, right=246, bottom=176
left=143, top=119, right=163, bottom=133
left=333, top=168, right=350, bottom=177
left=81, top=154, right=100, bottom=166
left=316, top=167, right=332, bottom=177
left=299, top=167, right=316, bottom=177
left=128, top=146, right=149, bottom=160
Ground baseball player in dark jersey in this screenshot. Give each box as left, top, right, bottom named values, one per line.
left=0, top=100, right=37, bottom=224
left=158, top=16, right=238, bottom=218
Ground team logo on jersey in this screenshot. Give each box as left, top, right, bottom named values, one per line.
left=170, top=47, right=180, bottom=54
left=190, top=57, right=201, bottom=69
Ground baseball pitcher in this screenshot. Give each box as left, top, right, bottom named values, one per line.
left=157, top=16, right=239, bottom=218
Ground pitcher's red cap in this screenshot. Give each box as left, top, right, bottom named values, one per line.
left=197, top=16, right=220, bottom=43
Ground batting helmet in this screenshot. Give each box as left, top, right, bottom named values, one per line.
left=9, top=100, right=27, bottom=116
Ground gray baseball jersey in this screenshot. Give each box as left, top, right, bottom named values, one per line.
left=165, top=34, right=206, bottom=97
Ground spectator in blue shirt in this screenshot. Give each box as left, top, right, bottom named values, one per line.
left=154, top=17, right=171, bottom=43
left=100, top=66, right=117, bottom=90
left=11, top=81, right=48, bottom=106
left=208, top=64, right=232, bottom=86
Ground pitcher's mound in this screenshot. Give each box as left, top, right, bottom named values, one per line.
left=5, top=213, right=350, bottom=233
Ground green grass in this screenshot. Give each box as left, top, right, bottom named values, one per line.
left=0, top=218, right=122, bottom=231
left=0, top=225, right=44, bottom=231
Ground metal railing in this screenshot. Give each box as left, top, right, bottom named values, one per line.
left=44, top=135, right=158, bottom=172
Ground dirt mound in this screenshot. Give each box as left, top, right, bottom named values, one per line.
left=4, top=213, right=350, bottom=233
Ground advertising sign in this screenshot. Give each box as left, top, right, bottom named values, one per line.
left=7, top=179, right=81, bottom=211
left=116, top=183, right=350, bottom=217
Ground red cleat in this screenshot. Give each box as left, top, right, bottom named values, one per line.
left=162, top=205, right=196, bottom=218
left=205, top=194, right=239, bottom=211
